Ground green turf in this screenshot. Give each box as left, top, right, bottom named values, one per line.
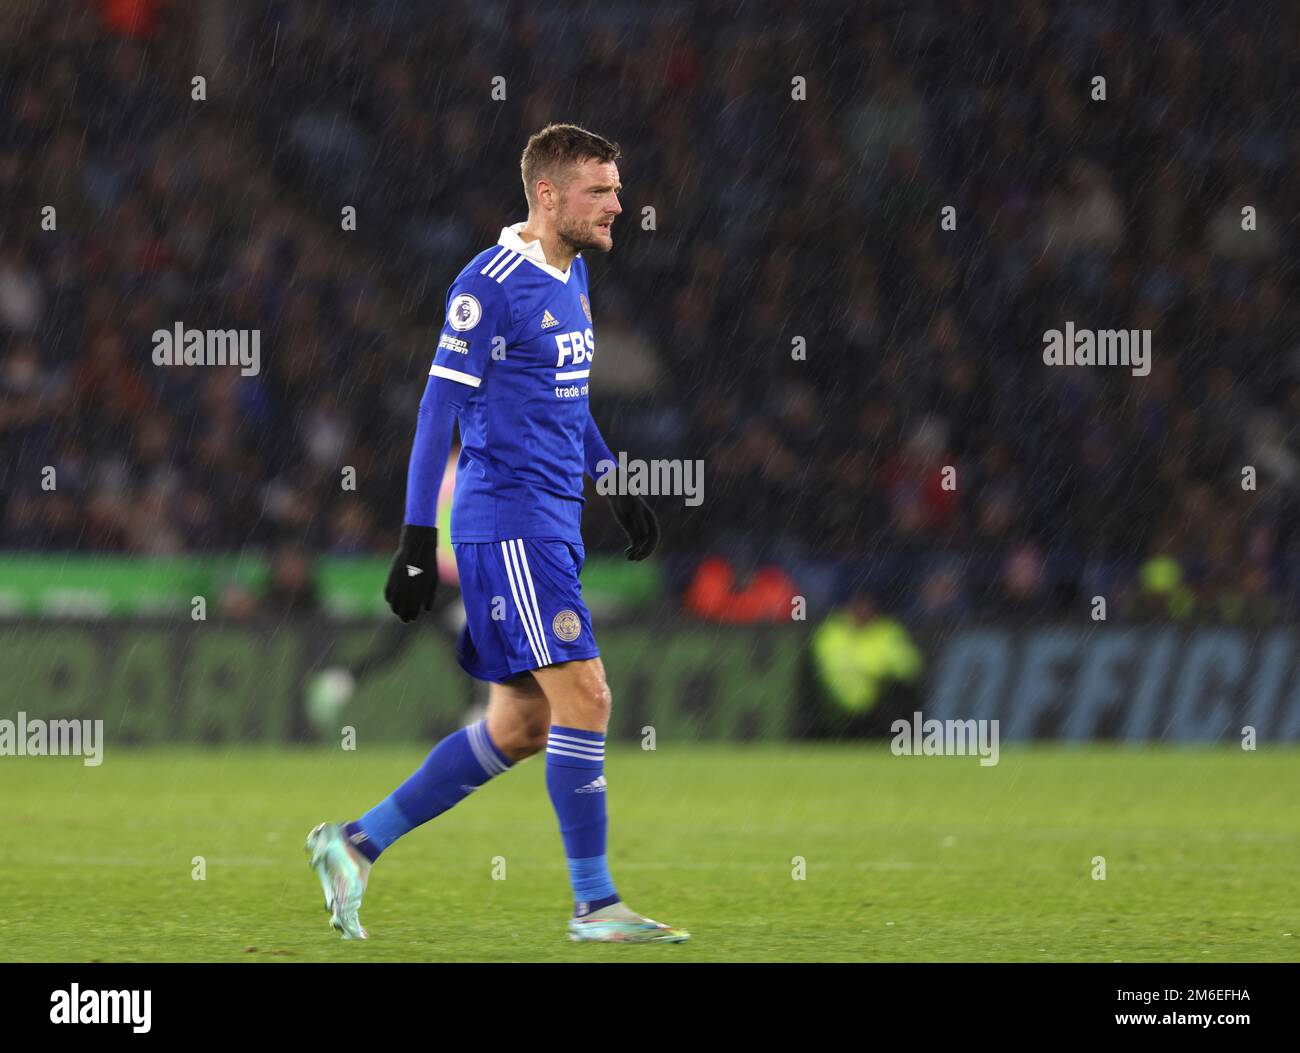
left=1, top=745, right=1297, bottom=962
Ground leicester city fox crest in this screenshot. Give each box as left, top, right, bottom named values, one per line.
left=553, top=609, right=582, bottom=642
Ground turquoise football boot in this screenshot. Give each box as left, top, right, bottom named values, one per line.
left=567, top=903, right=690, bottom=943
left=306, top=822, right=370, bottom=940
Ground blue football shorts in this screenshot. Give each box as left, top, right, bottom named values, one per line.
left=452, top=538, right=600, bottom=683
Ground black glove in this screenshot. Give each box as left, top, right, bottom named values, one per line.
left=607, top=494, right=659, bottom=561
left=385, top=524, right=439, bottom=622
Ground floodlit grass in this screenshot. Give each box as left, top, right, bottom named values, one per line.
left=1, top=745, right=1296, bottom=962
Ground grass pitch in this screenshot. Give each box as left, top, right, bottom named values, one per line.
left=1, top=744, right=1296, bottom=962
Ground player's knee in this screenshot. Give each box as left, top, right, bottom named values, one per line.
left=585, top=677, right=612, bottom=722
left=486, top=705, right=547, bottom=760
left=535, top=660, right=611, bottom=730
left=494, top=719, right=548, bottom=760
left=518, top=718, right=549, bottom=756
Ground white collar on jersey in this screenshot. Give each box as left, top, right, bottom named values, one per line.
left=497, top=222, right=579, bottom=284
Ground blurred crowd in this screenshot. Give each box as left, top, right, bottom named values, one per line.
left=2, top=0, right=1299, bottom=622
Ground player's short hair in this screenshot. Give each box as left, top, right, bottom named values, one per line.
left=520, top=123, right=621, bottom=209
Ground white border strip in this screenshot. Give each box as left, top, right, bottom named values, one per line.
left=501, top=541, right=545, bottom=667
left=430, top=364, right=481, bottom=387
left=512, top=539, right=552, bottom=665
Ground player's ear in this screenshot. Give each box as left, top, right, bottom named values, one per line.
left=534, top=178, right=551, bottom=210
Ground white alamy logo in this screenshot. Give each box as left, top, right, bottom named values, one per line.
left=890, top=712, right=1000, bottom=767
left=50, top=985, right=151, bottom=1033
left=1042, top=323, right=1151, bottom=376
left=152, top=323, right=260, bottom=376
left=1, top=713, right=103, bottom=766
left=595, top=453, right=705, bottom=507
left=576, top=775, right=607, bottom=793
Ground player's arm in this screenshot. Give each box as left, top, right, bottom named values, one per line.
left=385, top=275, right=511, bottom=621
left=584, top=409, right=659, bottom=562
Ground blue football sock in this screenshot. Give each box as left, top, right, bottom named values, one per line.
left=545, top=725, right=619, bottom=916
left=345, top=719, right=512, bottom=861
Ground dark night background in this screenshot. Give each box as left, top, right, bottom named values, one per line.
left=2, top=0, right=1298, bottom=624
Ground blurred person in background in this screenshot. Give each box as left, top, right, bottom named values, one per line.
left=801, top=589, right=923, bottom=738
left=263, top=543, right=321, bottom=617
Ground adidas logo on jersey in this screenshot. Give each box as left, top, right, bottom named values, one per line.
left=576, top=775, right=607, bottom=794
left=540, top=309, right=560, bottom=329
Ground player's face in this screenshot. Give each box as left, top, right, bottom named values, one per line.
left=556, top=159, right=622, bottom=253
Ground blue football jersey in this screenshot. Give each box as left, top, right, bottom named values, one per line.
left=430, top=223, right=596, bottom=544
